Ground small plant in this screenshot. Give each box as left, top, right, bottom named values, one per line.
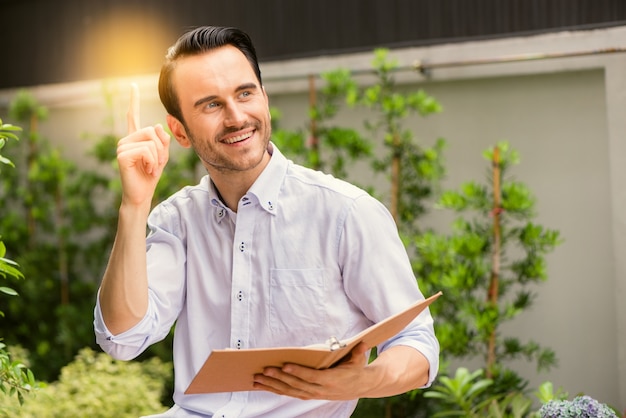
left=422, top=370, right=613, bottom=418
left=534, top=381, right=569, bottom=404
left=423, top=367, right=497, bottom=417
left=0, top=342, right=37, bottom=412
left=538, top=395, right=618, bottom=418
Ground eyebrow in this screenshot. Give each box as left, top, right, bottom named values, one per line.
left=193, top=82, right=259, bottom=108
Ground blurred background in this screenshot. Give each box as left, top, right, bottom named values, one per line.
left=1, top=0, right=625, bottom=416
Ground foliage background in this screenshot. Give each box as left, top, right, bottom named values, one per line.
left=0, top=49, right=620, bottom=416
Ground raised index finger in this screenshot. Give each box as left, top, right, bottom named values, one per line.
left=127, top=83, right=141, bottom=134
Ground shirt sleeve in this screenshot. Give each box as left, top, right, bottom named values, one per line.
left=93, top=203, right=187, bottom=361
left=338, top=194, right=440, bottom=387
left=94, top=291, right=163, bottom=360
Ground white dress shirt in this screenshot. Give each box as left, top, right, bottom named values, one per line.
left=94, top=144, right=439, bottom=418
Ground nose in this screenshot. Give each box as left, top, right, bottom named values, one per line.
left=224, top=100, right=246, bottom=127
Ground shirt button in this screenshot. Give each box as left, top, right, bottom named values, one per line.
left=268, top=201, right=274, bottom=210
left=239, top=242, right=245, bottom=252
left=237, top=291, right=243, bottom=301
left=236, top=339, right=242, bottom=349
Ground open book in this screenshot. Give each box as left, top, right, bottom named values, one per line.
left=185, top=291, right=442, bottom=394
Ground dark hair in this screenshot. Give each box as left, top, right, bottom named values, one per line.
left=158, top=26, right=263, bottom=122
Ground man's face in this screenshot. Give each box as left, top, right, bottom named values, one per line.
left=169, top=45, right=271, bottom=176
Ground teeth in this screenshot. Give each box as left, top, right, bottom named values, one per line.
left=224, top=131, right=253, bottom=144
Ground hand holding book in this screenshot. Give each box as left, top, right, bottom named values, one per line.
left=186, top=291, right=442, bottom=394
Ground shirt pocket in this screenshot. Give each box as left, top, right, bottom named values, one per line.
left=269, top=268, right=327, bottom=344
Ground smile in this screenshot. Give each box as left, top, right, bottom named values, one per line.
left=223, top=130, right=254, bottom=144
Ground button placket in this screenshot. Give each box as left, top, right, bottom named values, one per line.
left=230, top=202, right=256, bottom=353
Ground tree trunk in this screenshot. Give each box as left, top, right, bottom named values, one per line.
left=486, top=145, right=501, bottom=377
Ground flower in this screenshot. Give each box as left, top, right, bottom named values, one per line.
left=539, top=395, right=618, bottom=418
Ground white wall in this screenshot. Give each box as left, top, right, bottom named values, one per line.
left=1, top=25, right=624, bottom=410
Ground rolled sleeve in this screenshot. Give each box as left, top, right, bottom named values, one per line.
left=94, top=290, right=159, bottom=360
left=378, top=310, right=440, bottom=388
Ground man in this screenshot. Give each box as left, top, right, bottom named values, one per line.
left=94, top=26, right=439, bottom=417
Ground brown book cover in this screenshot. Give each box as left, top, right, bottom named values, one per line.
left=185, top=291, right=442, bottom=394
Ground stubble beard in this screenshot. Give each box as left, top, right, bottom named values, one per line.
left=188, top=121, right=271, bottom=175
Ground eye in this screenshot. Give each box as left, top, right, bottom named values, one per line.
left=240, top=91, right=251, bottom=99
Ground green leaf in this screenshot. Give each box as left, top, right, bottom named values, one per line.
left=0, top=286, right=18, bottom=296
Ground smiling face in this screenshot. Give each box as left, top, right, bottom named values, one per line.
left=167, top=45, right=272, bottom=181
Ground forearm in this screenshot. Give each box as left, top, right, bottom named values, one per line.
left=360, top=345, right=430, bottom=398
left=98, top=202, right=151, bottom=335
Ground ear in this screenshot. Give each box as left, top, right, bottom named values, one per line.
left=167, top=114, right=192, bottom=148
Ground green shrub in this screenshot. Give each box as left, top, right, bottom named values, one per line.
left=0, top=347, right=171, bottom=418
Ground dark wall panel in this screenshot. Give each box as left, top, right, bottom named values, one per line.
left=1, top=0, right=625, bottom=89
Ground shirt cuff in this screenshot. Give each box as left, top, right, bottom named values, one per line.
left=380, top=338, right=440, bottom=388
left=93, top=290, right=153, bottom=360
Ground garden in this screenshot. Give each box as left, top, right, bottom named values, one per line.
left=0, top=49, right=622, bottom=417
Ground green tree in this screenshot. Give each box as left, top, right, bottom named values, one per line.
left=349, top=48, right=445, bottom=232
left=272, top=70, right=372, bottom=181
left=416, top=142, right=561, bottom=405
left=0, top=91, right=112, bottom=381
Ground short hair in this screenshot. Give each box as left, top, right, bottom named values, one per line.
left=158, top=26, right=263, bottom=122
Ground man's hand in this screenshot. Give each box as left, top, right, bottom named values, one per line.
left=252, top=343, right=376, bottom=401
left=116, top=83, right=171, bottom=207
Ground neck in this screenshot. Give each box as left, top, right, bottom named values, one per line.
left=208, top=156, right=271, bottom=212
left=212, top=176, right=251, bottom=212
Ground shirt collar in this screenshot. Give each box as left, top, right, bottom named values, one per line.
left=247, top=142, right=287, bottom=215
left=207, top=142, right=287, bottom=221
left=207, top=179, right=228, bottom=222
